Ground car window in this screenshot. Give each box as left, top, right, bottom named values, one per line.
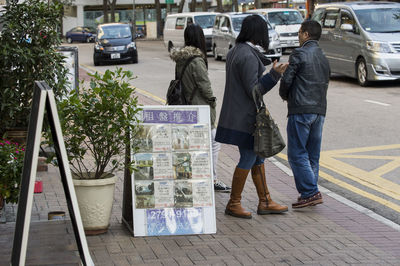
left=73, top=27, right=83, bottom=32
left=323, top=10, right=339, bottom=28
left=221, top=16, right=230, bottom=29
left=84, top=27, right=95, bottom=33
left=231, top=16, right=247, bottom=32
left=194, top=15, right=216, bottom=29
left=312, top=8, right=326, bottom=25
left=340, top=10, right=355, bottom=26
left=165, top=18, right=175, bottom=30
left=214, top=16, right=220, bottom=30
left=267, top=11, right=303, bottom=25
left=175, top=17, right=185, bottom=30
left=355, top=8, right=400, bottom=33
left=98, top=25, right=132, bottom=39
left=340, top=9, right=359, bottom=33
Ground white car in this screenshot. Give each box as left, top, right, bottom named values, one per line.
left=247, top=8, right=304, bottom=52
left=212, top=12, right=282, bottom=61
left=163, top=12, right=219, bottom=52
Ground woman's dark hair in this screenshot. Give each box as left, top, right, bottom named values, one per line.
left=236, top=15, right=269, bottom=51
left=184, top=24, right=208, bottom=67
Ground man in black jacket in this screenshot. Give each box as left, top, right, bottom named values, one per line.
left=279, top=20, right=330, bottom=209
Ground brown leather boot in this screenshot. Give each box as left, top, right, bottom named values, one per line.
left=251, top=164, right=288, bottom=214
left=225, top=167, right=252, bottom=219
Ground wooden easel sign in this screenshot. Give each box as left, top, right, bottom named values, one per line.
left=11, top=81, right=94, bottom=266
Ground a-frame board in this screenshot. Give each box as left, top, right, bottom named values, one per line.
left=11, top=81, right=94, bottom=266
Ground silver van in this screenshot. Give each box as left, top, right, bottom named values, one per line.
left=163, top=12, right=218, bottom=52
left=212, top=12, right=281, bottom=61
left=312, top=1, right=400, bottom=86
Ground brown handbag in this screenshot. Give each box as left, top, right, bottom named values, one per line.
left=252, top=85, right=286, bottom=158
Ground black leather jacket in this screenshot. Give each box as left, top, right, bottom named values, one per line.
left=279, top=40, right=330, bottom=116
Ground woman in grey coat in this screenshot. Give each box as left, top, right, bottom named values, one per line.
left=215, top=15, right=288, bottom=219
left=170, top=24, right=231, bottom=192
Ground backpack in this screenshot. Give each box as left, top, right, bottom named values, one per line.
left=166, top=56, right=200, bottom=105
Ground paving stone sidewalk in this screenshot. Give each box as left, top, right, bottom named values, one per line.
left=1, top=69, right=400, bottom=265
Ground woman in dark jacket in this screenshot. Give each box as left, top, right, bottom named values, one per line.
left=170, top=24, right=231, bottom=192
left=215, top=15, right=288, bottom=219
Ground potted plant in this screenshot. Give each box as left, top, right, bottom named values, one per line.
left=0, top=0, right=69, bottom=139
left=55, top=68, right=141, bottom=235
left=0, top=139, right=25, bottom=209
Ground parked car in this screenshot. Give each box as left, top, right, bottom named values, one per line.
left=212, top=12, right=282, bottom=62
left=163, top=12, right=219, bottom=52
left=312, top=1, right=400, bottom=86
left=65, top=26, right=96, bottom=43
left=247, top=8, right=304, bottom=52
left=93, top=23, right=138, bottom=66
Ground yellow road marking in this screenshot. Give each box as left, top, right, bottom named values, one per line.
left=276, top=146, right=400, bottom=213
left=323, top=144, right=400, bottom=155
left=370, top=159, right=400, bottom=176
left=319, top=156, right=400, bottom=201
left=80, top=64, right=165, bottom=104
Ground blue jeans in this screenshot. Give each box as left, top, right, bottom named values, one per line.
left=237, top=147, right=265, bottom=170
left=287, top=114, right=325, bottom=199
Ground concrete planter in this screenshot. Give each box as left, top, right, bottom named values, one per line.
left=72, top=173, right=117, bottom=235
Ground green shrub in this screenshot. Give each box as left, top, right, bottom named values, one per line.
left=0, top=0, right=69, bottom=135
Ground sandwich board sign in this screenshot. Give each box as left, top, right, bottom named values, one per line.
left=11, top=81, right=94, bottom=266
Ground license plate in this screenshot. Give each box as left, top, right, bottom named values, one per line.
left=111, top=53, right=120, bottom=59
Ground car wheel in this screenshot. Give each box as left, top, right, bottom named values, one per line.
left=356, top=58, right=369, bottom=87
left=67, top=37, right=72, bottom=43
left=168, top=42, right=173, bottom=52
left=131, top=56, right=138, bottom=64
left=213, top=46, right=221, bottom=61
left=94, top=58, right=100, bottom=66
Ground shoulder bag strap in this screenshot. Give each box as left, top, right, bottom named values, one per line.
left=179, top=56, right=198, bottom=79
left=187, top=56, right=208, bottom=104
left=178, top=56, right=203, bottom=104
left=252, top=85, right=268, bottom=113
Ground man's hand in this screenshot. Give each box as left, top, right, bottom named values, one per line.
left=272, top=60, right=289, bottom=75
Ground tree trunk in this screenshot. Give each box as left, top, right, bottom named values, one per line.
left=216, top=0, right=223, bottom=12
left=155, top=0, right=162, bottom=38
left=190, top=0, right=196, bottom=12
left=108, top=0, right=117, bottom=22
left=178, top=0, right=185, bottom=13
left=103, top=0, right=109, bottom=23
left=202, top=0, right=207, bottom=11
left=255, top=0, right=261, bottom=9
left=309, top=0, right=316, bottom=16
left=233, top=0, right=238, bottom=12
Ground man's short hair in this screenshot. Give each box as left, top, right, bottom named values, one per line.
left=301, top=20, right=322, bottom=40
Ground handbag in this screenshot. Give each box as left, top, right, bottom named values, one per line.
left=252, top=85, right=286, bottom=158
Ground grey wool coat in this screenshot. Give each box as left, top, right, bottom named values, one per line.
left=215, top=43, right=279, bottom=149
left=170, top=46, right=217, bottom=128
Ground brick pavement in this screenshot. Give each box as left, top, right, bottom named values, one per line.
left=1, top=69, right=400, bottom=265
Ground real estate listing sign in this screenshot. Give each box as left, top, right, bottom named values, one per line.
left=131, top=106, right=216, bottom=236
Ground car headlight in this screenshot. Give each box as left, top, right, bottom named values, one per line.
left=366, top=41, right=394, bottom=53
left=95, top=44, right=104, bottom=51
left=127, top=42, right=136, bottom=49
